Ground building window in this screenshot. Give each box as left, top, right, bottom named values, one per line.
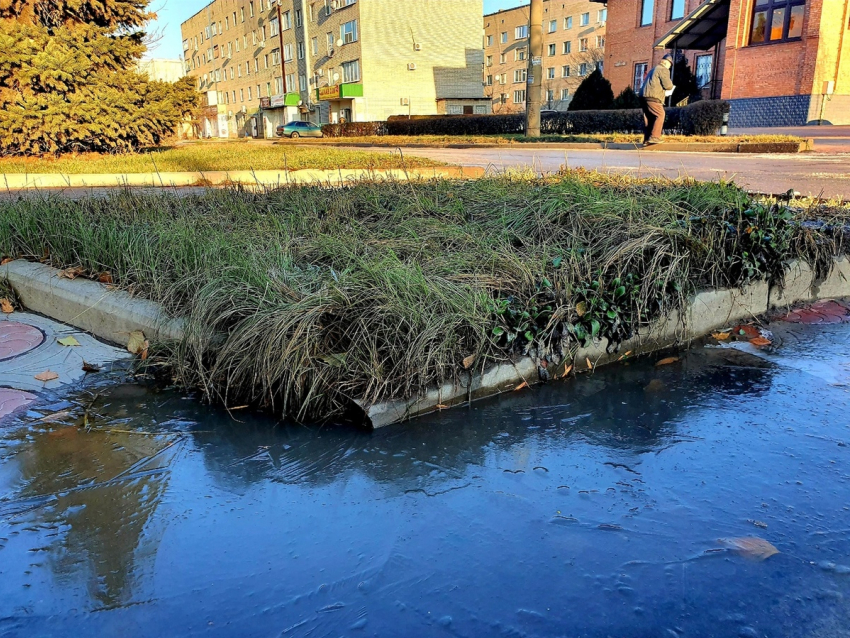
left=283, top=43, right=293, bottom=61
left=548, top=43, right=556, bottom=56
left=486, top=55, right=493, bottom=66
left=342, top=59, right=361, bottom=82
left=341, top=19, right=358, bottom=44
left=447, top=104, right=463, bottom=115
left=562, top=65, right=570, bottom=77
left=695, top=53, right=713, bottom=88
left=515, top=48, right=527, bottom=61
left=286, top=72, right=295, bottom=90
left=311, top=37, right=318, bottom=55
left=270, top=17, right=279, bottom=36
left=750, top=0, right=805, bottom=44
left=501, top=31, right=508, bottom=43
left=486, top=74, right=493, bottom=85
left=499, top=73, right=507, bottom=84
left=299, top=74, right=307, bottom=91
left=240, top=88, right=244, bottom=102
left=514, top=68, right=527, bottom=83
left=597, top=35, right=605, bottom=48
left=641, top=0, right=654, bottom=26
left=598, top=9, right=607, bottom=22
left=499, top=93, right=508, bottom=104
left=282, top=10, right=292, bottom=29
left=671, top=0, right=685, bottom=20
left=580, top=12, right=590, bottom=26
left=546, top=89, right=555, bottom=102
left=252, top=30, right=257, bottom=45
left=563, top=41, right=571, bottom=54
left=275, top=77, right=283, bottom=94
left=579, top=62, right=588, bottom=76
left=500, top=53, right=506, bottom=63
left=248, top=86, right=252, bottom=100
left=298, top=41, right=305, bottom=59
left=547, top=67, right=555, bottom=79
left=515, top=25, right=528, bottom=39
left=250, top=1, right=254, bottom=17
left=564, top=16, right=573, bottom=29
left=240, top=7, right=244, bottom=22
left=271, top=48, right=281, bottom=65
left=561, top=88, right=570, bottom=100
left=513, top=89, right=526, bottom=103
left=486, top=34, right=493, bottom=46
left=548, top=19, right=557, bottom=33
left=295, top=9, right=302, bottom=27
left=579, top=38, right=588, bottom=52
left=633, top=62, right=648, bottom=91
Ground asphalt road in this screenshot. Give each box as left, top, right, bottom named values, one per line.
left=392, top=146, right=850, bottom=199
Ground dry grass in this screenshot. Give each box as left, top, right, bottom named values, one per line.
left=0, top=141, right=443, bottom=174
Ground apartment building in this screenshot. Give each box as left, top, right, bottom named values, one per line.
left=483, top=0, right=607, bottom=112
left=181, top=0, right=489, bottom=138
left=598, top=0, right=849, bottom=126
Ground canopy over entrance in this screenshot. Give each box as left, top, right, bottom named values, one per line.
left=654, top=0, right=731, bottom=50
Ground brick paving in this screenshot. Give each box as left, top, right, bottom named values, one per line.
left=781, top=300, right=850, bottom=324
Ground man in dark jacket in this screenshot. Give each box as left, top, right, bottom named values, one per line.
left=639, top=53, right=675, bottom=146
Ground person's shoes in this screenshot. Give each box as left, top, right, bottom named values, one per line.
left=644, top=137, right=664, bottom=146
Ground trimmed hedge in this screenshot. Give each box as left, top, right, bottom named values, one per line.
left=319, top=100, right=731, bottom=138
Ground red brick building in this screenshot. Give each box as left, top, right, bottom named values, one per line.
left=596, top=0, right=850, bottom=126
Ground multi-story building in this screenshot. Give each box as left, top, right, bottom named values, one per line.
left=597, top=0, right=849, bottom=126
left=181, top=0, right=489, bottom=138
left=138, top=59, right=187, bottom=83
left=483, top=0, right=608, bottom=112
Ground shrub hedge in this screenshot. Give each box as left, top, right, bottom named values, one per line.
left=323, top=100, right=730, bottom=138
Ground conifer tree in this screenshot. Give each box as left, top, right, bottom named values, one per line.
left=568, top=69, right=615, bottom=111
left=0, top=0, right=198, bottom=155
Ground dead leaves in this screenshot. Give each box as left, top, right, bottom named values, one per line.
left=585, top=357, right=593, bottom=370
left=58, top=266, right=85, bottom=280
left=514, top=381, right=529, bottom=391
left=34, top=370, right=59, bottom=382
left=1, top=257, right=13, bottom=266
left=575, top=301, right=588, bottom=317
left=655, top=356, right=679, bottom=367
left=127, top=330, right=149, bottom=360
left=82, top=361, right=101, bottom=373
left=711, top=332, right=730, bottom=341
left=462, top=353, right=477, bottom=370
left=97, top=272, right=114, bottom=284
left=749, top=337, right=772, bottom=347
left=57, top=336, right=80, bottom=347
left=720, top=537, right=779, bottom=561
left=0, top=298, right=13, bottom=314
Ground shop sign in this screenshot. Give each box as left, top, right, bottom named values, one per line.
left=318, top=85, right=341, bottom=101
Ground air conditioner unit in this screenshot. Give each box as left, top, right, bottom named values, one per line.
left=401, top=98, right=410, bottom=106
left=407, top=63, right=417, bottom=71
left=414, top=43, right=422, bottom=51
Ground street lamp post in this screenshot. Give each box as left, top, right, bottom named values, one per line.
left=525, top=0, right=543, bottom=137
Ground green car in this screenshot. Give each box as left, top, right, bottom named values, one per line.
left=276, top=121, right=323, bottom=138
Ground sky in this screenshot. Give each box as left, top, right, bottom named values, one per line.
left=144, top=0, right=528, bottom=59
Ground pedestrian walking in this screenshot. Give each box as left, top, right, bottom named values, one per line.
left=639, top=53, right=675, bottom=146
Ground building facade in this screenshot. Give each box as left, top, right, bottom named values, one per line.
left=598, top=0, right=849, bottom=126
left=181, top=0, right=489, bottom=138
left=484, top=0, right=608, bottom=112
left=138, top=59, right=187, bottom=83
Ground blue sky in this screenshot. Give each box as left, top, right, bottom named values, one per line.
left=144, top=0, right=527, bottom=59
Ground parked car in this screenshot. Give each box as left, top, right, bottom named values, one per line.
left=276, top=121, right=324, bottom=138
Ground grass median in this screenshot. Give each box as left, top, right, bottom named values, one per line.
left=0, top=141, right=442, bottom=174
left=1, top=171, right=846, bottom=422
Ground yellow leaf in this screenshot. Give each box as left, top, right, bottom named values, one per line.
left=575, top=301, right=587, bottom=317
left=127, top=331, right=147, bottom=355
left=436, top=404, right=449, bottom=409
left=712, top=332, right=731, bottom=341
left=514, top=381, right=529, bottom=391
left=462, top=354, right=477, bottom=369
left=57, top=336, right=81, bottom=347
left=586, top=357, right=593, bottom=370
left=562, top=364, right=574, bottom=377
left=34, top=370, right=59, bottom=382
left=0, top=298, right=13, bottom=314
left=720, top=537, right=779, bottom=561
left=656, top=356, right=679, bottom=367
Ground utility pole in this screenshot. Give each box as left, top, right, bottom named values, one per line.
left=277, top=2, right=288, bottom=94
left=525, top=0, right=543, bottom=137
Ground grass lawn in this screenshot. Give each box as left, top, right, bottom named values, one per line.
left=277, top=133, right=804, bottom=148
left=1, top=172, right=845, bottom=422
left=0, top=141, right=443, bottom=174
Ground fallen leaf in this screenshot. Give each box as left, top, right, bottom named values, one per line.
left=97, top=272, right=114, bottom=284
left=656, top=356, right=679, bottom=367
left=40, top=410, right=71, bottom=422
left=720, top=537, right=779, bottom=561
left=575, top=301, right=587, bottom=317
left=59, top=266, right=85, bottom=280
left=712, top=332, right=731, bottom=341
left=749, top=337, right=772, bottom=347
left=82, top=361, right=101, bottom=373
left=562, top=364, right=573, bottom=377
left=1, top=257, right=12, bottom=265
left=0, top=298, right=13, bottom=313
left=514, top=381, right=529, bottom=391
left=436, top=404, right=449, bottom=409
left=617, top=350, right=634, bottom=361
left=34, top=370, right=59, bottom=382
left=734, top=324, right=761, bottom=339
left=586, top=358, right=593, bottom=370
left=127, top=331, right=147, bottom=355
left=462, top=354, right=477, bottom=369
left=57, top=336, right=81, bottom=347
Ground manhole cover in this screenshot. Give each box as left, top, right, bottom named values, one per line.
left=0, top=322, right=46, bottom=361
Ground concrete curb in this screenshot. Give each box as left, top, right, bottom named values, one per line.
left=0, top=166, right=484, bottom=190
left=0, top=260, right=184, bottom=346
left=4, top=257, right=847, bottom=429
left=361, top=257, right=850, bottom=428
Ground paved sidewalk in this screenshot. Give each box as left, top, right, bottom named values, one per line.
left=730, top=125, right=850, bottom=154
left=0, top=310, right=129, bottom=422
